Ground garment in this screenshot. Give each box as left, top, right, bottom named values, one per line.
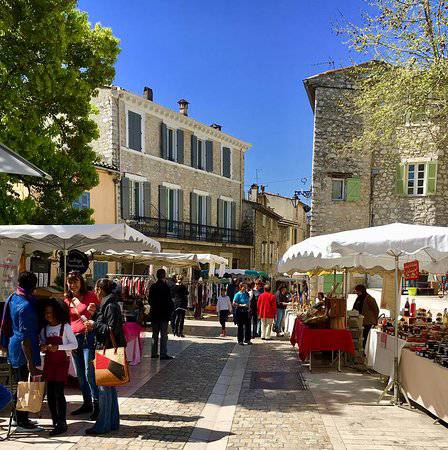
left=174, top=310, right=186, bottom=336
left=276, top=290, right=290, bottom=310
left=235, top=309, right=251, bottom=344
left=65, top=291, right=100, bottom=335
left=216, top=295, right=232, bottom=312
left=219, top=310, right=229, bottom=329
left=275, top=308, right=286, bottom=333
left=93, top=294, right=126, bottom=349
left=233, top=291, right=250, bottom=307
left=226, top=283, right=238, bottom=301
left=47, top=381, right=66, bottom=427
left=90, top=386, right=119, bottom=433
left=12, top=365, right=29, bottom=425
left=258, top=293, right=277, bottom=319
left=363, top=324, right=373, bottom=349
left=40, top=323, right=77, bottom=356
left=7, top=293, right=40, bottom=368
left=173, top=284, right=189, bottom=310
left=149, top=280, right=174, bottom=322
left=261, top=318, right=274, bottom=339
left=152, top=321, right=169, bottom=357
left=354, top=293, right=379, bottom=326
left=249, top=289, right=261, bottom=315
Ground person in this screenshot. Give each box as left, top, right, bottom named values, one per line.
left=275, top=285, right=290, bottom=336
left=172, top=276, right=188, bottom=338
left=257, top=284, right=277, bottom=340
left=148, top=269, right=175, bottom=360
left=227, top=278, right=239, bottom=325
left=315, top=292, right=325, bottom=306
left=249, top=279, right=263, bottom=338
left=40, top=299, right=78, bottom=436
left=302, top=280, right=309, bottom=304
left=233, top=283, right=251, bottom=345
left=3, top=271, right=43, bottom=432
left=216, top=288, right=232, bottom=337
left=84, top=278, right=126, bottom=435
left=353, top=284, right=380, bottom=348
left=64, top=271, right=100, bottom=419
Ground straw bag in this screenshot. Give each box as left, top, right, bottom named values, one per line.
left=94, top=328, right=130, bottom=387
left=16, top=375, right=45, bottom=413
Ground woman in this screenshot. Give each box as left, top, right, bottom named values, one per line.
left=257, top=284, right=277, bottom=340
left=85, top=278, right=126, bottom=435
left=173, top=276, right=189, bottom=337
left=64, top=271, right=100, bottom=419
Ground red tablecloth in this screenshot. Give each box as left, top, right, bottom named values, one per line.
left=290, top=318, right=355, bottom=361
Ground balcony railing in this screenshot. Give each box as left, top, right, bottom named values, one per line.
left=128, top=217, right=253, bottom=246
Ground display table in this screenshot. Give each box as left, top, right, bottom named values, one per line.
left=400, top=349, right=448, bottom=423
left=290, top=318, right=355, bottom=371
left=285, top=310, right=298, bottom=335
left=365, top=329, right=410, bottom=378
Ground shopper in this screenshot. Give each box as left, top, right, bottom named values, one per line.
left=275, top=285, right=290, bottom=336
left=40, top=299, right=77, bottom=436
left=233, top=283, right=251, bottom=345
left=84, top=278, right=126, bottom=435
left=257, top=284, right=277, bottom=340
left=148, top=269, right=175, bottom=360
left=216, top=287, right=232, bottom=337
left=249, top=279, right=263, bottom=338
left=3, top=271, right=43, bottom=432
left=353, top=284, right=380, bottom=348
left=173, top=276, right=189, bottom=338
left=65, top=271, right=100, bottom=419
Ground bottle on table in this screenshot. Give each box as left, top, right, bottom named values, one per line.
left=410, top=299, right=416, bottom=318
left=404, top=298, right=410, bottom=317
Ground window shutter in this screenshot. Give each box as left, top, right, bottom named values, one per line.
left=160, top=123, right=167, bottom=159
left=177, top=190, right=184, bottom=222
left=346, top=177, right=361, bottom=201
left=206, top=196, right=212, bottom=225
left=395, top=163, right=405, bottom=195
left=143, top=181, right=151, bottom=217
left=191, top=135, right=198, bottom=168
left=190, top=192, right=198, bottom=223
left=158, top=185, right=168, bottom=219
left=231, top=201, right=236, bottom=230
left=426, top=161, right=438, bottom=195
left=128, top=111, right=142, bottom=151
left=222, top=147, right=231, bottom=178
left=205, top=141, right=214, bottom=172
left=217, top=199, right=223, bottom=228
left=120, top=178, right=131, bottom=220
left=177, top=129, right=184, bottom=164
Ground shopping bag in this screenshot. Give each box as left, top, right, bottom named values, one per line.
left=16, top=376, right=45, bottom=413
left=94, top=329, right=130, bottom=387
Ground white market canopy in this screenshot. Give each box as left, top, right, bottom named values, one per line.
left=0, top=143, right=52, bottom=179
left=0, top=224, right=161, bottom=254
left=278, top=223, right=448, bottom=274
left=93, top=251, right=199, bottom=268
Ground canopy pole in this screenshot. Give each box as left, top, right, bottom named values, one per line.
left=63, top=243, right=68, bottom=295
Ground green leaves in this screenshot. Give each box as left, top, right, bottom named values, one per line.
left=0, top=0, right=120, bottom=224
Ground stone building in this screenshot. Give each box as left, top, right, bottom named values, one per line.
left=90, top=86, right=252, bottom=268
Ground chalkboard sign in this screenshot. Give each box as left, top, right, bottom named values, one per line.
left=60, top=250, right=89, bottom=274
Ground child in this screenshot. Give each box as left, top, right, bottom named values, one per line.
left=216, top=288, right=232, bottom=337
left=40, top=299, right=78, bottom=436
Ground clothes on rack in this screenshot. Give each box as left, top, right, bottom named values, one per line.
left=108, top=275, right=152, bottom=298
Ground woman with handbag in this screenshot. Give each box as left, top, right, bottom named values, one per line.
left=85, top=278, right=126, bottom=435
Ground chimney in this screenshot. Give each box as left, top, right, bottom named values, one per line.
left=178, top=99, right=189, bottom=116
left=143, top=86, right=153, bottom=101
left=210, top=123, right=222, bottom=131
left=248, top=183, right=259, bottom=202
left=261, top=185, right=266, bottom=194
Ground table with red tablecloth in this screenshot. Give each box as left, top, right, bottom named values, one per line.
left=290, top=318, right=355, bottom=368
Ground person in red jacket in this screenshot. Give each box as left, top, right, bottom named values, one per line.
left=257, top=284, right=277, bottom=340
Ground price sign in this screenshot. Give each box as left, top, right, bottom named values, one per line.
left=404, top=260, right=419, bottom=281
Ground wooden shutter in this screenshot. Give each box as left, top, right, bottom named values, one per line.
left=206, top=196, right=212, bottom=225
left=426, top=161, right=438, bottom=195
left=231, top=201, right=236, bottom=230
left=128, top=111, right=142, bottom=151
left=160, top=122, right=168, bottom=159
left=205, top=141, right=213, bottom=172
left=177, top=129, right=184, bottom=164
left=121, top=178, right=131, bottom=219
left=158, top=185, right=168, bottom=219
left=222, top=147, right=231, bottom=178
left=395, top=163, right=405, bottom=195
left=177, top=190, right=184, bottom=222
left=191, top=135, right=198, bottom=168
left=190, top=192, right=198, bottom=223
left=143, top=181, right=151, bottom=217
left=217, top=199, right=224, bottom=228
left=346, top=177, right=361, bottom=201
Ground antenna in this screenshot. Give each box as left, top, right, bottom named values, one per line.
left=311, top=59, right=335, bottom=70
left=255, top=169, right=262, bottom=185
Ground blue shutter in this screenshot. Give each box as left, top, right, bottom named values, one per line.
left=222, top=147, right=231, bottom=178
left=93, top=261, right=108, bottom=281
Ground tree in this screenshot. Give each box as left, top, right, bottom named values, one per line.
left=339, top=0, right=448, bottom=152
left=0, top=0, right=120, bottom=224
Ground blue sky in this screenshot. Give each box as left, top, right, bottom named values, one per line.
left=79, top=0, right=367, bottom=199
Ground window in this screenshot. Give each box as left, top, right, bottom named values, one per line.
left=127, top=110, right=143, bottom=152
left=331, top=177, right=360, bottom=201
left=261, top=241, right=267, bottom=264
left=269, top=242, right=275, bottom=264
left=191, top=136, right=213, bottom=171
left=73, top=192, right=90, bottom=210
left=196, top=194, right=208, bottom=226
left=262, top=215, right=267, bottom=227
left=406, top=163, right=426, bottom=196
left=132, top=181, right=145, bottom=217
left=167, top=127, right=177, bottom=161
left=222, top=146, right=232, bottom=178
left=120, top=177, right=150, bottom=220
left=222, top=200, right=232, bottom=229
left=293, top=228, right=298, bottom=244
left=331, top=179, right=345, bottom=200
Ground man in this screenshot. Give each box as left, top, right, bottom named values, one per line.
left=257, top=284, right=277, bottom=340
left=233, top=283, right=251, bottom=345
left=148, top=269, right=175, bottom=360
left=249, top=279, right=264, bottom=338
left=4, top=272, right=43, bottom=432
left=275, top=285, right=290, bottom=336
left=353, top=284, right=380, bottom=348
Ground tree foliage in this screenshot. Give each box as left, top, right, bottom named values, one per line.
left=0, top=0, right=120, bottom=224
left=340, top=0, right=448, bottom=151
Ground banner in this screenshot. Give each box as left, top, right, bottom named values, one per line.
left=404, top=260, right=419, bottom=281
left=0, top=241, right=22, bottom=301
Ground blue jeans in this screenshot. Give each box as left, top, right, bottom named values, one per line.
left=72, top=332, right=99, bottom=404
left=92, top=386, right=119, bottom=433
left=276, top=309, right=285, bottom=333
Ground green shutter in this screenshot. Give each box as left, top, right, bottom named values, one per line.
left=161, top=123, right=167, bottom=159
left=177, top=189, right=184, bottom=221
left=426, top=161, right=438, bottom=195
left=346, top=177, right=360, bottom=201
left=143, top=181, right=151, bottom=217
left=158, top=185, right=168, bottom=219
left=395, top=163, right=405, bottom=195
left=217, top=199, right=224, bottom=228
left=190, top=192, right=198, bottom=224
left=191, top=135, right=198, bottom=168
left=222, top=147, right=231, bottom=178
left=177, top=129, right=184, bottom=164
left=205, top=141, right=213, bottom=172
left=128, top=111, right=142, bottom=151
left=206, top=196, right=212, bottom=225
left=121, top=178, right=131, bottom=220
left=231, top=201, right=236, bottom=230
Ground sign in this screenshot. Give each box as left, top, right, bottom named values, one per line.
left=404, top=260, right=419, bottom=281
left=59, top=250, right=89, bottom=274
left=0, top=241, right=22, bottom=301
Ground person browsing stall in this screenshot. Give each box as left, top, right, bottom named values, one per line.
left=216, top=288, right=233, bottom=337
left=233, top=283, right=251, bottom=345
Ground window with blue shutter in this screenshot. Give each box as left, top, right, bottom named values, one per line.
left=128, top=110, right=142, bottom=152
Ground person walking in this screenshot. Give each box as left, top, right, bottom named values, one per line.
left=65, top=271, right=100, bottom=419
left=249, top=279, right=264, bottom=338
left=216, top=288, right=232, bottom=337
left=173, top=276, right=188, bottom=338
left=257, top=284, right=277, bottom=340
left=148, top=269, right=175, bottom=360
left=353, top=284, right=380, bottom=348
left=233, top=283, right=251, bottom=345
left=84, top=278, right=126, bottom=435
left=275, top=285, right=290, bottom=337
left=40, top=299, right=78, bottom=436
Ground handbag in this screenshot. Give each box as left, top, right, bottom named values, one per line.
left=94, top=328, right=130, bottom=387
left=16, top=375, right=45, bottom=413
